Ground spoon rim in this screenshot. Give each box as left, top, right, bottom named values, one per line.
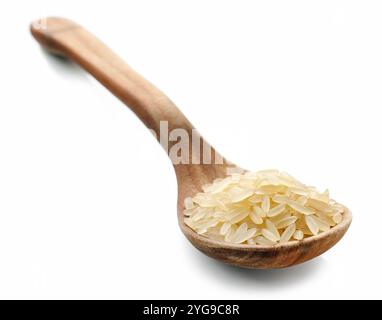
left=180, top=203, right=352, bottom=251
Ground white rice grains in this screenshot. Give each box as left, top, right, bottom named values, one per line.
left=183, top=170, right=345, bottom=245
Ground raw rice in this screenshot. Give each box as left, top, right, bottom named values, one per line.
left=184, top=169, right=345, bottom=245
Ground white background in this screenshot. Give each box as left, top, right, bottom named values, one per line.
left=0, top=0, right=381, bottom=299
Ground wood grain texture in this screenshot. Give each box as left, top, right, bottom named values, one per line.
left=31, top=17, right=352, bottom=269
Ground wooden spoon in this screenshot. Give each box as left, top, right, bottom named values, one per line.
left=30, top=17, right=352, bottom=269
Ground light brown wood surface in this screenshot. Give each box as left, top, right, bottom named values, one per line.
left=30, top=17, right=352, bottom=269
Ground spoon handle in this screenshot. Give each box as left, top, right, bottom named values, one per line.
left=30, top=17, right=194, bottom=138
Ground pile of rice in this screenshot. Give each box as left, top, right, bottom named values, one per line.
left=184, top=170, right=345, bottom=245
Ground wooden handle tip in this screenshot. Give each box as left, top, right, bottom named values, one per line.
left=30, top=17, right=79, bottom=55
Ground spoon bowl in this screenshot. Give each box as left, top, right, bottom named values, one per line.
left=31, top=17, right=352, bottom=269
left=175, top=164, right=351, bottom=268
